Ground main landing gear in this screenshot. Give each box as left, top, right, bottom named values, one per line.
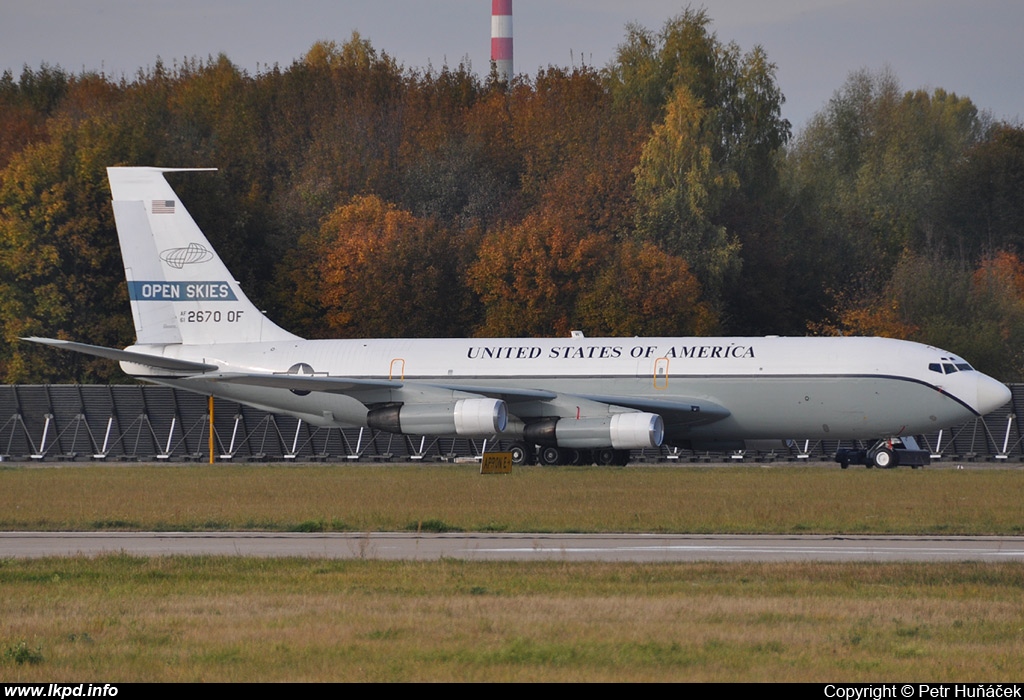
left=835, top=438, right=929, bottom=469
left=509, top=442, right=630, bottom=466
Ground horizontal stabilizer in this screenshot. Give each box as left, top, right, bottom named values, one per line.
left=21, top=337, right=218, bottom=373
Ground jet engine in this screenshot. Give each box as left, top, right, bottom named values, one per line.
left=367, top=398, right=508, bottom=437
left=523, top=412, right=664, bottom=449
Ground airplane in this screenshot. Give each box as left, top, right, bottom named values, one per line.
left=24, top=167, right=1013, bottom=468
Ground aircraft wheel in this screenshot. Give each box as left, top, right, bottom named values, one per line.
left=560, top=448, right=582, bottom=465
left=614, top=449, right=631, bottom=466
left=839, top=459, right=849, bottom=469
left=509, top=442, right=532, bottom=466
left=539, top=446, right=561, bottom=466
left=871, top=447, right=896, bottom=469
left=594, top=448, right=617, bottom=465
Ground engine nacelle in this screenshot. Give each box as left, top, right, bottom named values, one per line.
left=523, top=412, right=664, bottom=449
left=367, top=398, right=507, bottom=437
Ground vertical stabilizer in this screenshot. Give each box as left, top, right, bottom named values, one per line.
left=107, top=167, right=299, bottom=346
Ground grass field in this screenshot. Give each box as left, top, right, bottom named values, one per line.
left=1, top=463, right=1022, bottom=681
left=2, top=557, right=1023, bottom=682
left=0, top=462, right=1022, bottom=534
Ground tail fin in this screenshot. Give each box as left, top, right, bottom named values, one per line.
left=108, top=167, right=299, bottom=346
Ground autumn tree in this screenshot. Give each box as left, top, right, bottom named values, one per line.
left=967, top=252, right=1024, bottom=379
left=468, top=214, right=607, bottom=337
left=468, top=206, right=715, bottom=338
left=280, top=33, right=407, bottom=231
left=294, top=194, right=480, bottom=338
left=0, top=65, right=69, bottom=168
left=816, top=250, right=1024, bottom=381
left=5, top=10, right=1022, bottom=385
left=396, top=64, right=515, bottom=226
left=575, top=239, right=716, bottom=337
left=508, top=66, right=628, bottom=209
left=0, top=116, right=133, bottom=382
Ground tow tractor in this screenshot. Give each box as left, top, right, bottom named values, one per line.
left=835, top=436, right=930, bottom=469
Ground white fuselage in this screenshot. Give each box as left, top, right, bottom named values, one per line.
left=125, top=335, right=1010, bottom=445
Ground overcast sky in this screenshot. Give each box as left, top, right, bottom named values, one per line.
left=2, top=0, right=1022, bottom=132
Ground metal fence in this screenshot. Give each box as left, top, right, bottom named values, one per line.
left=1, top=384, right=1021, bottom=463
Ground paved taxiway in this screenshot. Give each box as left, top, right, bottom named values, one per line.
left=3, top=532, right=1024, bottom=562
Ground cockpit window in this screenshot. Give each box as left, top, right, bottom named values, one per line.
left=929, top=360, right=975, bottom=374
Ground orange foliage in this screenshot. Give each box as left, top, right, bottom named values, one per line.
left=971, top=251, right=1024, bottom=349
left=972, top=251, right=1024, bottom=301
left=594, top=240, right=717, bottom=336
left=309, top=195, right=479, bottom=337
left=810, top=288, right=919, bottom=339
left=469, top=213, right=607, bottom=337
left=469, top=210, right=715, bottom=338
left=830, top=302, right=919, bottom=339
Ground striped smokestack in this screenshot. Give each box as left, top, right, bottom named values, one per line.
left=491, top=0, right=513, bottom=82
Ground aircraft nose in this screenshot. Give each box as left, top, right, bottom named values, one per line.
left=974, top=373, right=1012, bottom=416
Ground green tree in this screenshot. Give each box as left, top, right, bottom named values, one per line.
left=940, top=124, right=1024, bottom=259
left=612, top=8, right=790, bottom=320
left=787, top=69, right=985, bottom=281
left=606, top=7, right=718, bottom=126
left=633, top=84, right=741, bottom=297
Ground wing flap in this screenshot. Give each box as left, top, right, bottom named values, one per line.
left=206, top=373, right=404, bottom=393
left=428, top=383, right=558, bottom=402
left=206, top=375, right=560, bottom=400
left=575, top=393, right=731, bottom=427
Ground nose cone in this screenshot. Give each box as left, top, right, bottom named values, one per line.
left=975, top=373, right=1012, bottom=416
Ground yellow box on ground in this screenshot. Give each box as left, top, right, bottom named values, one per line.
left=480, top=452, right=513, bottom=474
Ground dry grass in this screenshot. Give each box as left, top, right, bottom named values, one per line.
left=0, top=463, right=1022, bottom=534
left=1, top=557, right=1022, bottom=682
left=2, top=464, right=1022, bottom=681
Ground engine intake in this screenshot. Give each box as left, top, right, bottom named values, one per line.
left=367, top=398, right=508, bottom=437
